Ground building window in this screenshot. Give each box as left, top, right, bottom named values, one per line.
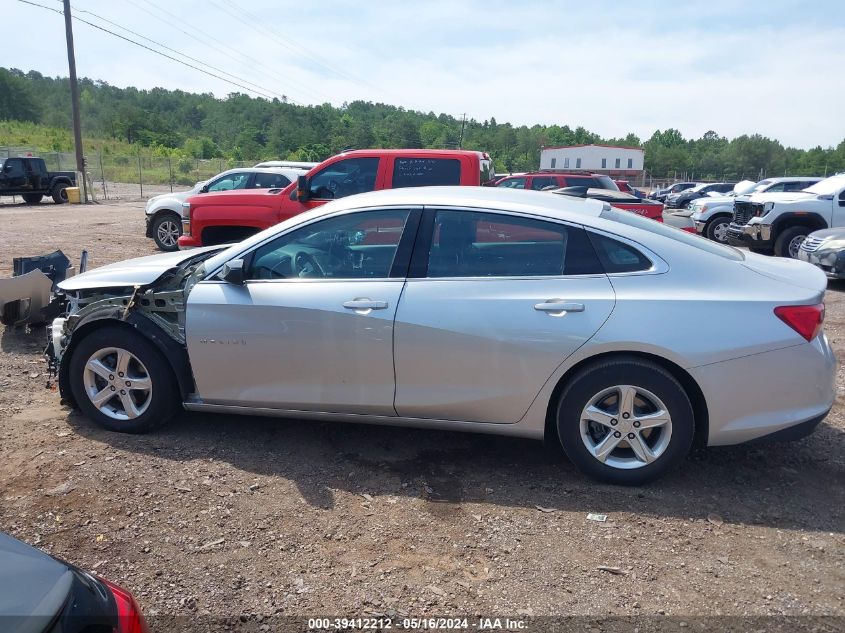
left=601, top=158, right=607, bottom=169
left=563, top=157, right=570, bottom=168
left=550, top=158, right=556, bottom=169
left=576, top=158, right=581, bottom=168
left=615, top=158, right=621, bottom=168
left=628, top=158, right=633, bottom=168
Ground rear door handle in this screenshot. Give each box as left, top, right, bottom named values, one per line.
left=534, top=300, right=585, bottom=314
left=343, top=298, right=389, bottom=312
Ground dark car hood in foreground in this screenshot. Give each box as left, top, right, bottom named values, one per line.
left=0, top=533, right=73, bottom=630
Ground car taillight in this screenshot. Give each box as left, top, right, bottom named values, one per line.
left=774, top=304, right=824, bottom=342
left=99, top=577, right=150, bottom=633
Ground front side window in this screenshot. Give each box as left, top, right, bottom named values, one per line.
left=392, top=158, right=460, bottom=188
left=246, top=209, right=410, bottom=280
left=308, top=157, right=379, bottom=200
left=426, top=210, right=602, bottom=278
left=496, top=177, right=526, bottom=189
left=207, top=172, right=251, bottom=192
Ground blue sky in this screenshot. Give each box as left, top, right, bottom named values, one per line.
left=6, top=0, right=845, bottom=149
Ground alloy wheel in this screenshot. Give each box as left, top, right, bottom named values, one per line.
left=82, top=347, right=153, bottom=421
left=156, top=219, right=181, bottom=248
left=788, top=235, right=806, bottom=258
left=579, top=385, right=673, bottom=470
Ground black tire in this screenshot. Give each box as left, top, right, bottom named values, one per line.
left=555, top=357, right=694, bottom=485
left=773, top=226, right=809, bottom=258
left=705, top=216, right=731, bottom=243
left=22, top=193, right=43, bottom=204
left=68, top=326, right=178, bottom=433
left=51, top=183, right=68, bottom=204
left=152, top=212, right=182, bottom=251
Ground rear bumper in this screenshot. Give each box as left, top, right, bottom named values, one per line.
left=691, top=334, right=836, bottom=446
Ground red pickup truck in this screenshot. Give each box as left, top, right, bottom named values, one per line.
left=179, top=149, right=494, bottom=247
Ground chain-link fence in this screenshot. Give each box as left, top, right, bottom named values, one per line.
left=2, top=146, right=254, bottom=201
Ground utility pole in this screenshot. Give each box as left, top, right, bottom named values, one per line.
left=63, top=0, right=87, bottom=203
left=458, top=113, right=467, bottom=149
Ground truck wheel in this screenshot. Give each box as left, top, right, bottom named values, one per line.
left=774, top=226, right=809, bottom=258
left=51, top=183, right=69, bottom=204
left=152, top=212, right=182, bottom=251
left=22, top=193, right=43, bottom=204
left=705, top=216, right=731, bottom=243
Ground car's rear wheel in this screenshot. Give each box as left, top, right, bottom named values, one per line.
left=68, top=326, right=178, bottom=433
left=556, top=357, right=694, bottom=485
left=22, top=193, right=43, bottom=204
left=774, top=226, right=809, bottom=258
left=705, top=216, right=731, bottom=243
left=152, top=212, right=182, bottom=251
left=51, top=183, right=68, bottom=204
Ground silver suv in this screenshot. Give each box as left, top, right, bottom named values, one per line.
left=144, top=167, right=306, bottom=251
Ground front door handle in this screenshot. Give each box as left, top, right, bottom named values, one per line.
left=343, top=298, right=389, bottom=313
left=534, top=299, right=585, bottom=315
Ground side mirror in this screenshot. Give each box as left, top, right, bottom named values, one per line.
left=296, top=175, right=310, bottom=202
left=221, top=258, right=246, bottom=285
left=200, top=184, right=209, bottom=193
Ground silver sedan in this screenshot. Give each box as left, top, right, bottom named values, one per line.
left=47, top=187, right=835, bottom=485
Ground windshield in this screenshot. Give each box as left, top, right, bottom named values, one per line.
left=600, top=207, right=745, bottom=261
left=804, top=174, right=845, bottom=195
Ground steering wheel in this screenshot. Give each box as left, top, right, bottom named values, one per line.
left=294, top=252, right=325, bottom=278
left=327, top=179, right=339, bottom=193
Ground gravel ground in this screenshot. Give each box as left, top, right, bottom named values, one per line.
left=0, top=200, right=843, bottom=631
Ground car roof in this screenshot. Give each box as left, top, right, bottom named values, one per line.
left=319, top=185, right=609, bottom=219
left=761, top=176, right=824, bottom=183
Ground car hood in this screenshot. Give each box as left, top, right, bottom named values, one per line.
left=58, top=246, right=224, bottom=291
left=0, top=533, right=73, bottom=621
left=742, top=251, right=827, bottom=294
left=807, top=227, right=845, bottom=241
left=747, top=191, right=815, bottom=203
left=693, top=195, right=734, bottom=206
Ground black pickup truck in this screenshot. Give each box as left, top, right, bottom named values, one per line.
left=0, top=156, right=77, bottom=204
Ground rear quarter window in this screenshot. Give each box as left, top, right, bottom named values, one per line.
left=392, top=158, right=461, bottom=188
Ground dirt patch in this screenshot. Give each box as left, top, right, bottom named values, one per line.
left=0, top=202, right=843, bottom=625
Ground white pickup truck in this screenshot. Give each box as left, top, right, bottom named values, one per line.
left=692, top=177, right=822, bottom=243
left=727, top=174, right=845, bottom=257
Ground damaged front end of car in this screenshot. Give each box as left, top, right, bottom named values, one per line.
left=45, top=248, right=222, bottom=406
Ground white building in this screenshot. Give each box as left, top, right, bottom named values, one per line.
left=539, top=144, right=645, bottom=178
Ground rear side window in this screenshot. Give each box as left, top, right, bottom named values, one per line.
left=426, top=210, right=603, bottom=278
left=251, top=172, right=291, bottom=189
left=563, top=176, right=594, bottom=187
left=588, top=232, right=652, bottom=273
left=392, top=158, right=461, bottom=188
left=530, top=176, right=558, bottom=190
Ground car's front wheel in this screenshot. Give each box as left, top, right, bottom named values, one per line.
left=705, top=216, right=731, bottom=243
left=152, top=212, right=182, bottom=251
left=68, top=326, right=178, bottom=433
left=556, top=357, right=694, bottom=485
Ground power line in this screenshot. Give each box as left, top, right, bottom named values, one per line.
left=132, top=0, right=330, bottom=104
left=66, top=3, right=293, bottom=104
left=212, top=0, right=393, bottom=100
left=16, top=0, right=296, bottom=102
